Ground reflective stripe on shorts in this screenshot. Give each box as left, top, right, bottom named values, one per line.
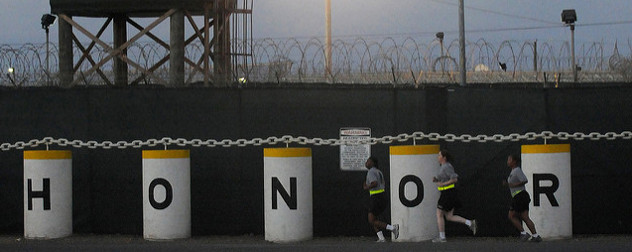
left=370, top=189, right=385, bottom=195
left=437, top=184, right=455, bottom=191
left=512, top=190, right=523, bottom=197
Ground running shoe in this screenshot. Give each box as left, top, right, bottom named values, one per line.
left=469, top=220, right=478, bottom=235
left=392, top=224, right=400, bottom=239
left=432, top=237, right=447, bottom=243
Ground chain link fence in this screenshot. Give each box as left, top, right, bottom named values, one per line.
left=2, top=38, right=632, bottom=86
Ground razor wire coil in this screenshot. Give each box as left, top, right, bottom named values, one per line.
left=2, top=38, right=632, bottom=86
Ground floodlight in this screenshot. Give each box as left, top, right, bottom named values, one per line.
left=435, top=32, right=444, bottom=40
left=561, top=9, right=577, bottom=24
left=41, top=14, right=56, bottom=29
left=561, top=9, right=578, bottom=82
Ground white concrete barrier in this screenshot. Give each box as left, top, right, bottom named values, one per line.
left=142, top=150, right=191, bottom=240
left=389, top=145, right=440, bottom=241
left=23, top=150, right=73, bottom=239
left=522, top=144, right=572, bottom=239
left=263, top=148, right=312, bottom=242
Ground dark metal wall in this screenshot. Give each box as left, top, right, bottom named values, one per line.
left=50, top=0, right=213, bottom=16
left=1, top=86, right=631, bottom=236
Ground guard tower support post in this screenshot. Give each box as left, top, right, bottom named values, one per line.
left=58, top=15, right=73, bottom=87
left=214, top=0, right=233, bottom=87
left=170, top=9, right=185, bottom=87
left=113, top=14, right=128, bottom=86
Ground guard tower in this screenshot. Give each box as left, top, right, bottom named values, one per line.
left=50, top=0, right=252, bottom=87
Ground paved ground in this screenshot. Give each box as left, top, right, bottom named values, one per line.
left=1, top=234, right=631, bottom=252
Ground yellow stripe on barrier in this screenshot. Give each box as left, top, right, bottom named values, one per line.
left=522, top=144, right=570, bottom=154
left=24, top=150, right=72, bottom=160
left=264, top=148, right=312, bottom=157
left=142, top=150, right=190, bottom=159
left=390, top=145, right=440, bottom=155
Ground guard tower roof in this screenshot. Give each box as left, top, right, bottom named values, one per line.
left=50, top=0, right=215, bottom=17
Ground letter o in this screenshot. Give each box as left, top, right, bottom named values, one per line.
left=149, top=178, right=173, bottom=210
left=399, top=175, right=423, bottom=207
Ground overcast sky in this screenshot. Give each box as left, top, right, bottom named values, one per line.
left=1, top=0, right=631, bottom=45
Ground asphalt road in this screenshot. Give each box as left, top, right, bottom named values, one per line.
left=1, top=235, right=631, bottom=252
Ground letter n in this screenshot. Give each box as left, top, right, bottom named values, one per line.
left=271, top=177, right=297, bottom=210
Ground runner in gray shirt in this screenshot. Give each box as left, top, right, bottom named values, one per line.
left=363, top=156, right=399, bottom=242
left=432, top=149, right=477, bottom=243
left=503, top=154, right=541, bottom=242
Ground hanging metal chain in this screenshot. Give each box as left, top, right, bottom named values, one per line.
left=2, top=131, right=632, bottom=151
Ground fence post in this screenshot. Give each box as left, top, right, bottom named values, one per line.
left=23, top=150, right=73, bottom=239
left=389, top=145, right=440, bottom=241
left=142, top=150, right=191, bottom=240
left=263, top=148, right=312, bottom=242
left=522, top=144, right=572, bottom=239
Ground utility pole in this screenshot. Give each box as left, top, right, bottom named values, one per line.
left=570, top=24, right=577, bottom=82
left=46, top=25, right=51, bottom=86
left=458, top=0, right=466, bottom=86
left=41, top=14, right=57, bottom=86
left=325, top=0, right=332, bottom=82
left=562, top=9, right=578, bottom=83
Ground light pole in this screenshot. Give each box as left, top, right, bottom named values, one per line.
left=436, top=32, right=445, bottom=75
left=458, top=0, right=466, bottom=86
left=41, top=14, right=56, bottom=86
left=325, top=0, right=332, bottom=81
left=561, top=9, right=577, bottom=83
left=436, top=32, right=445, bottom=58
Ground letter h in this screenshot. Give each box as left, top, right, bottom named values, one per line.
left=27, top=178, right=51, bottom=210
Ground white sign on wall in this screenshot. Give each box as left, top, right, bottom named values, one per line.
left=340, top=127, right=371, bottom=171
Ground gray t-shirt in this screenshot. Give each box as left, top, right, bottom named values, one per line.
left=507, top=167, right=528, bottom=196
left=436, top=162, right=458, bottom=183
left=365, top=167, right=385, bottom=191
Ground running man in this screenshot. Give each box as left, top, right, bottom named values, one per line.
left=363, top=156, right=399, bottom=242
left=504, top=154, right=542, bottom=242
left=432, top=149, right=477, bottom=243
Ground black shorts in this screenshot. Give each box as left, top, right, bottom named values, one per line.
left=510, top=190, right=531, bottom=212
left=369, top=193, right=387, bottom=216
left=437, top=188, right=462, bottom=212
